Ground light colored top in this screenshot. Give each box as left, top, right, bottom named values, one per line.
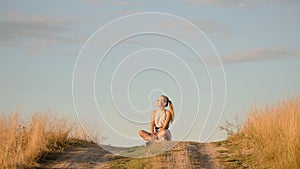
left=154, top=109, right=168, bottom=128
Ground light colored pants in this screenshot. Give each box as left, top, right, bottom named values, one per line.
left=155, top=128, right=172, bottom=141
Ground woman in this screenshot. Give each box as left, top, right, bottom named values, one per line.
left=138, top=95, right=174, bottom=142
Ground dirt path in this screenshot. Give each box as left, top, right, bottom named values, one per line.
left=39, top=141, right=225, bottom=169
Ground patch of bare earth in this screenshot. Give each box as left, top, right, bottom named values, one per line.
left=38, top=141, right=225, bottom=169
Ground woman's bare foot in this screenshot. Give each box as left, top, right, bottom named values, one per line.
left=147, top=134, right=158, bottom=142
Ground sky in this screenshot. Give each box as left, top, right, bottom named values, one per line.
left=1, top=0, right=300, bottom=147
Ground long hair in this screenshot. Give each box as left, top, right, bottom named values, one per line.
left=161, top=95, right=174, bottom=123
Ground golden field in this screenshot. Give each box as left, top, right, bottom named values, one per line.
left=219, top=97, right=300, bottom=169
left=0, top=110, right=91, bottom=168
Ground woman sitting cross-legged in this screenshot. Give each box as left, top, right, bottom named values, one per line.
left=138, top=95, right=174, bottom=142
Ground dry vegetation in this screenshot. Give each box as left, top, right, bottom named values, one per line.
left=218, top=97, right=300, bottom=169
left=0, top=109, right=93, bottom=169
left=1, top=96, right=299, bottom=169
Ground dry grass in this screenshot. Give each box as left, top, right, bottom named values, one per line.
left=220, top=97, right=300, bottom=169
left=0, top=109, right=92, bottom=169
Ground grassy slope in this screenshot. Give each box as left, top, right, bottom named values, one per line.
left=0, top=111, right=92, bottom=169
left=215, top=97, right=300, bottom=169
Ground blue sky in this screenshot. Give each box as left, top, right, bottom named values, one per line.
left=1, top=0, right=300, bottom=147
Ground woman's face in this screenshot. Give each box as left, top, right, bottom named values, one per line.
left=156, top=96, right=167, bottom=108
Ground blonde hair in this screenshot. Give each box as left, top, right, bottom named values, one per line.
left=161, top=95, right=174, bottom=123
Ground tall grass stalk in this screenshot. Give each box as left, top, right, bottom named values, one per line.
left=0, top=110, right=90, bottom=168
left=235, top=97, right=300, bottom=168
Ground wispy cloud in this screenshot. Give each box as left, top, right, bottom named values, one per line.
left=157, top=19, right=232, bottom=38
left=84, top=0, right=133, bottom=6
left=222, top=47, right=300, bottom=64
left=183, top=0, right=298, bottom=8
left=192, top=19, right=232, bottom=37
left=0, top=12, right=81, bottom=50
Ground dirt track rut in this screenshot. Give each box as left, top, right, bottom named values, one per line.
left=39, top=141, right=224, bottom=169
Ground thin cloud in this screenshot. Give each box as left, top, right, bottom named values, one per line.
left=82, top=0, right=105, bottom=6
left=183, top=0, right=298, bottom=8
left=158, top=19, right=232, bottom=38
left=192, top=19, right=232, bottom=37
left=84, top=0, right=133, bottom=6
left=223, top=47, right=300, bottom=64
left=0, top=12, right=80, bottom=49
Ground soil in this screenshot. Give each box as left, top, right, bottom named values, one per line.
left=38, top=141, right=225, bottom=169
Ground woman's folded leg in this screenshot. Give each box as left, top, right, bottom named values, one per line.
left=156, top=129, right=172, bottom=141
left=138, top=130, right=156, bottom=142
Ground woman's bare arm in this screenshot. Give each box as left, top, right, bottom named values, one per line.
left=161, top=110, right=171, bottom=130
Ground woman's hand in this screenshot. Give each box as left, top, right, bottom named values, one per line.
left=150, top=133, right=158, bottom=140
left=156, top=129, right=165, bottom=134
